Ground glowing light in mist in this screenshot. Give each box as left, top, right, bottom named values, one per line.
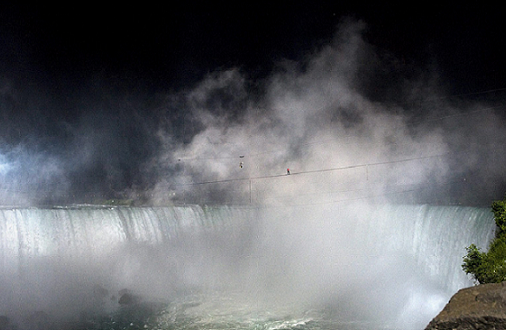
left=0, top=154, right=12, bottom=175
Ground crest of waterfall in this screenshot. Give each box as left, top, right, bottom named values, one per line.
left=0, top=203, right=496, bottom=329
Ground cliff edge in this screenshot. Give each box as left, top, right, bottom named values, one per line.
left=425, top=281, right=506, bottom=330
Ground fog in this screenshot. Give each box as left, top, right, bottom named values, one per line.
left=0, top=18, right=505, bottom=330
left=146, top=20, right=506, bottom=207
left=1, top=203, right=494, bottom=329
left=1, top=20, right=505, bottom=206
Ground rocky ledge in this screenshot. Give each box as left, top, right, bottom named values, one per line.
left=425, top=281, right=506, bottom=330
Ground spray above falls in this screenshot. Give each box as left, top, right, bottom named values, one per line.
left=1, top=9, right=505, bottom=330
left=0, top=20, right=505, bottom=206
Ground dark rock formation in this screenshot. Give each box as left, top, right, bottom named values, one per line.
left=425, top=281, right=506, bottom=330
left=118, top=290, right=142, bottom=305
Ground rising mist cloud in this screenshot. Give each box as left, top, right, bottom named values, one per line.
left=1, top=19, right=505, bottom=207
left=148, top=19, right=505, bottom=207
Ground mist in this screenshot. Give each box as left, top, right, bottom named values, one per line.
left=146, top=20, right=506, bottom=207
left=1, top=17, right=506, bottom=329
left=0, top=203, right=494, bottom=330
left=1, top=19, right=505, bottom=206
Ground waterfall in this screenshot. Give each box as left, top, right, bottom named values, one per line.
left=353, top=203, right=495, bottom=292
left=0, top=205, right=256, bottom=263
left=0, top=205, right=260, bottom=321
left=0, top=203, right=496, bottom=329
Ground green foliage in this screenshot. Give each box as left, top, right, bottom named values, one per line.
left=492, top=199, right=506, bottom=235
left=463, top=239, right=506, bottom=284
left=462, top=196, right=506, bottom=284
left=462, top=244, right=485, bottom=280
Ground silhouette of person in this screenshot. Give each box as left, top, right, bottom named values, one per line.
left=287, top=168, right=290, bottom=175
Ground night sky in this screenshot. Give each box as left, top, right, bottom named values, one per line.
left=1, top=3, right=505, bottom=206
left=3, top=4, right=503, bottom=92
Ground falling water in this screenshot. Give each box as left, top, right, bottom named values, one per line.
left=0, top=203, right=496, bottom=329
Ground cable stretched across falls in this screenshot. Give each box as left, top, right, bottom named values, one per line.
left=178, top=152, right=451, bottom=186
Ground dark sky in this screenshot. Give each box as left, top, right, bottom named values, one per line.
left=2, top=3, right=504, bottom=93
left=1, top=3, right=505, bottom=205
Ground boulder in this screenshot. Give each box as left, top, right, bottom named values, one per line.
left=118, top=290, right=142, bottom=305
left=425, top=281, right=506, bottom=330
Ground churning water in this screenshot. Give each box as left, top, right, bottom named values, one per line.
left=0, top=203, right=496, bottom=330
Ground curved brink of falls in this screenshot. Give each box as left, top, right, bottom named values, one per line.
left=0, top=203, right=496, bottom=329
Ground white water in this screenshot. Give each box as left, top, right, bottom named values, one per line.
left=0, top=203, right=496, bottom=329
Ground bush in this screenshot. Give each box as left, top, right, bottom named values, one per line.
left=462, top=197, right=506, bottom=284
left=492, top=199, right=506, bottom=235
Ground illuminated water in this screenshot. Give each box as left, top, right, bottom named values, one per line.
left=0, top=203, right=496, bottom=329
